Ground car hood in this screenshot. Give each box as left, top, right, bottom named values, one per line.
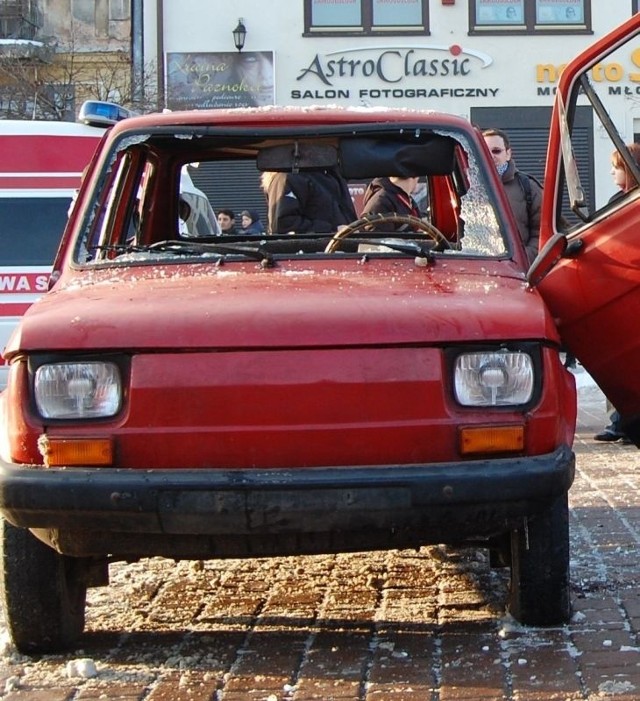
left=5, top=260, right=558, bottom=356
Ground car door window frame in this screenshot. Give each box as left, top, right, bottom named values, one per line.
left=530, top=14, right=640, bottom=280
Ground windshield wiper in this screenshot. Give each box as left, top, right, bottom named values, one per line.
left=208, top=242, right=275, bottom=267
left=146, top=240, right=222, bottom=256
left=146, top=240, right=275, bottom=266
left=357, top=238, right=437, bottom=260
left=89, top=241, right=224, bottom=258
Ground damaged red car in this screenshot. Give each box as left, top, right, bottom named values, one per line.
left=4, top=13, right=638, bottom=651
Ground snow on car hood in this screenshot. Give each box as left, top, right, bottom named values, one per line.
left=5, top=260, right=557, bottom=356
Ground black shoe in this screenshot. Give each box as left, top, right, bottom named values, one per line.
left=593, top=431, right=623, bottom=442
left=621, top=437, right=634, bottom=445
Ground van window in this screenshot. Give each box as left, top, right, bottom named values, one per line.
left=0, top=197, right=70, bottom=265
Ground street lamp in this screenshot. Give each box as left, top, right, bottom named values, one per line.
left=233, top=18, right=247, bottom=52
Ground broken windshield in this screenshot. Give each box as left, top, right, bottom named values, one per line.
left=73, top=121, right=509, bottom=266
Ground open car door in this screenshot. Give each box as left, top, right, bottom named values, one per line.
left=529, top=13, right=640, bottom=442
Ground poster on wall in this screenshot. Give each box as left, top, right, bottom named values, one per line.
left=166, top=52, right=275, bottom=110
left=536, top=0, right=583, bottom=24
left=476, top=0, right=523, bottom=24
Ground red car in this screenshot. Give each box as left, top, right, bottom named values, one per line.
left=3, top=13, right=638, bottom=651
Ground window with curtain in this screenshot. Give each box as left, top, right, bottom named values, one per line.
left=470, top=0, right=591, bottom=34
left=304, top=0, right=429, bottom=36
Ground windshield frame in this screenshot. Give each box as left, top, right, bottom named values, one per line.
left=72, top=120, right=513, bottom=268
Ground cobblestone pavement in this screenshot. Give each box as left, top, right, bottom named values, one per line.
left=2, top=370, right=640, bottom=700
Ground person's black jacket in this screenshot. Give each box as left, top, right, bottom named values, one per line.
left=361, top=177, right=420, bottom=231
left=265, top=170, right=357, bottom=233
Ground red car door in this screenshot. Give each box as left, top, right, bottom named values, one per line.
left=529, top=13, right=640, bottom=440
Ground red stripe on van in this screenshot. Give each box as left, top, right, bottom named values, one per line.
left=0, top=303, right=32, bottom=315
left=0, top=175, right=81, bottom=189
left=0, top=134, right=100, bottom=174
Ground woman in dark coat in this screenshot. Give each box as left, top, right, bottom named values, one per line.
left=262, top=169, right=357, bottom=233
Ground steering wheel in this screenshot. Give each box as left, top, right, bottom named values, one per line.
left=324, top=213, right=451, bottom=253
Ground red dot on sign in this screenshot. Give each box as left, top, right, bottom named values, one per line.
left=449, top=45, right=462, bottom=56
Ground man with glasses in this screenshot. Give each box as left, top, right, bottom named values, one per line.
left=482, top=128, right=543, bottom=266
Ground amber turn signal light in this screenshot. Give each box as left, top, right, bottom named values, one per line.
left=39, top=436, right=113, bottom=467
left=459, top=425, right=524, bottom=455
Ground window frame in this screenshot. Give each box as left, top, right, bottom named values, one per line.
left=303, top=0, right=429, bottom=37
left=0, top=194, right=72, bottom=266
left=469, top=0, right=592, bottom=36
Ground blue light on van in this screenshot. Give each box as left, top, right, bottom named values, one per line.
left=78, top=101, right=138, bottom=127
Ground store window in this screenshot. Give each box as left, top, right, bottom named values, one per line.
left=470, top=0, right=591, bottom=34
left=304, top=0, right=429, bottom=36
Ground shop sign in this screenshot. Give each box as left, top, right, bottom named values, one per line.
left=292, top=45, right=495, bottom=101
left=536, top=47, right=640, bottom=96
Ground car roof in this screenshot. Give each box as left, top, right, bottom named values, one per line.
left=107, top=105, right=475, bottom=135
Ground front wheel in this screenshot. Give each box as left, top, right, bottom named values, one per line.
left=0, top=519, right=87, bottom=653
left=508, top=493, right=571, bottom=626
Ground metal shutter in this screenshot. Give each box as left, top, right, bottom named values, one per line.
left=188, top=160, right=268, bottom=224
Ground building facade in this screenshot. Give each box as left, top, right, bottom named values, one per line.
left=3, top=1, right=638, bottom=214
left=141, top=0, right=640, bottom=211
left=0, top=0, right=132, bottom=120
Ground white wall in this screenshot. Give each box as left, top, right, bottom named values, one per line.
left=143, top=1, right=638, bottom=205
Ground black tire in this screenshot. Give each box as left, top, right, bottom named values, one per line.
left=0, top=519, right=87, bottom=653
left=508, top=493, right=571, bottom=626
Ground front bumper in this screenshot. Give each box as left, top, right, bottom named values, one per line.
left=0, top=446, right=575, bottom=559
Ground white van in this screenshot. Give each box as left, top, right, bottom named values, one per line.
left=0, top=105, right=222, bottom=388
left=0, top=102, right=133, bottom=387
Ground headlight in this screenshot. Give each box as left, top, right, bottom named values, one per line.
left=34, top=362, right=122, bottom=419
left=454, top=351, right=534, bottom=407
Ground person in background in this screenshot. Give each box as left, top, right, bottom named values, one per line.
left=360, top=175, right=421, bottom=231
left=595, top=404, right=631, bottom=444
left=217, top=208, right=238, bottom=235
left=178, top=197, right=191, bottom=235
left=593, top=142, right=640, bottom=444
left=608, top=142, right=640, bottom=203
left=262, top=169, right=357, bottom=234
left=240, top=209, right=266, bottom=235
left=483, top=128, right=543, bottom=265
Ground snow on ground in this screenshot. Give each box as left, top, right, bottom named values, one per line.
left=572, top=363, right=607, bottom=417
